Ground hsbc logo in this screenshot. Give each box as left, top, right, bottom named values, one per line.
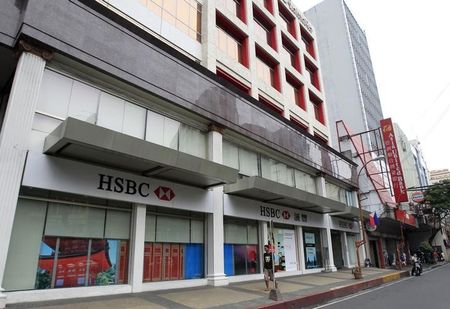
left=154, top=186, right=175, bottom=201
left=97, top=174, right=175, bottom=201
left=282, top=210, right=291, bottom=220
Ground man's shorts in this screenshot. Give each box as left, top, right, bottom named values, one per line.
left=264, top=269, right=274, bottom=281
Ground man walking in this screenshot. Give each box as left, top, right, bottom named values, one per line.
left=263, top=244, right=274, bottom=291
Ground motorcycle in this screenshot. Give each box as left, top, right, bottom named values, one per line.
left=411, top=259, right=422, bottom=276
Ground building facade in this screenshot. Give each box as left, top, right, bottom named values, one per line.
left=429, top=169, right=450, bottom=184
left=0, top=0, right=363, bottom=307
left=305, top=0, right=384, bottom=149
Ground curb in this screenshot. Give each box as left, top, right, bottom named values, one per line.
left=255, top=270, right=410, bottom=309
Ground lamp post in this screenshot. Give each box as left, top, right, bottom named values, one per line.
left=353, top=155, right=385, bottom=279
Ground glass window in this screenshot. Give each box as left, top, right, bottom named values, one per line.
left=347, top=234, right=357, bottom=265
left=303, top=228, right=323, bottom=269
left=273, top=227, right=297, bottom=271
left=36, top=70, right=72, bottom=118
left=68, top=80, right=100, bottom=124
left=145, top=110, right=165, bottom=145
left=294, top=170, right=316, bottom=193
left=104, top=210, right=131, bottom=240
left=238, top=147, right=259, bottom=176
left=217, top=26, right=243, bottom=64
left=156, top=216, right=190, bottom=243
left=191, top=219, right=204, bottom=243
left=224, top=219, right=260, bottom=276
left=179, top=124, right=206, bottom=158
left=285, top=80, right=300, bottom=107
left=223, top=140, right=239, bottom=169
left=254, top=19, right=272, bottom=48
left=97, top=92, right=125, bottom=132
left=256, top=57, right=275, bottom=87
left=122, top=102, right=146, bottom=139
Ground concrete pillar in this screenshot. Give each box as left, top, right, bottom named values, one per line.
left=342, top=232, right=351, bottom=267
left=259, top=221, right=269, bottom=273
left=297, top=226, right=305, bottom=273
left=130, top=204, right=146, bottom=292
left=206, top=125, right=228, bottom=286
left=0, top=47, right=48, bottom=308
left=324, top=215, right=337, bottom=271
left=201, top=0, right=216, bottom=72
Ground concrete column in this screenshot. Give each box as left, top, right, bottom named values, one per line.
left=259, top=221, right=268, bottom=273
left=206, top=126, right=228, bottom=286
left=324, top=215, right=337, bottom=271
left=0, top=49, right=47, bottom=308
left=297, top=226, right=305, bottom=272
left=130, top=204, right=146, bottom=293
left=342, top=232, right=351, bottom=267
left=201, top=0, right=216, bottom=72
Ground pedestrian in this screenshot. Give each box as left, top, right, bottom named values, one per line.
left=433, top=250, right=439, bottom=263
left=400, top=252, right=406, bottom=266
left=263, top=244, right=274, bottom=291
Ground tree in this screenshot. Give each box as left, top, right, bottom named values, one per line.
left=424, top=179, right=450, bottom=244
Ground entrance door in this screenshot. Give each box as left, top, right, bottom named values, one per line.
left=369, top=240, right=380, bottom=267
left=331, top=231, right=344, bottom=268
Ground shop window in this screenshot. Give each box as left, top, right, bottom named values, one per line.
left=278, top=1, right=296, bottom=38
left=224, top=219, right=259, bottom=276
left=217, top=12, right=249, bottom=67
left=305, top=59, right=320, bottom=90
left=281, top=34, right=300, bottom=72
left=285, top=73, right=305, bottom=110
left=303, top=228, right=323, bottom=269
left=222, top=141, right=259, bottom=177
left=300, top=24, right=315, bottom=58
left=216, top=68, right=251, bottom=95
left=143, top=214, right=205, bottom=281
left=253, top=5, right=277, bottom=50
left=141, top=0, right=202, bottom=42
left=218, top=0, right=246, bottom=22
left=272, top=225, right=297, bottom=271
left=309, top=91, right=325, bottom=125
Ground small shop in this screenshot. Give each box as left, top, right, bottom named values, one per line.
left=329, top=216, right=360, bottom=268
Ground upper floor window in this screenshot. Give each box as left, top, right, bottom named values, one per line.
left=253, top=5, right=277, bottom=50
left=258, top=95, right=283, bottom=116
left=300, top=24, right=315, bottom=58
left=281, top=34, right=300, bottom=72
left=305, top=59, right=320, bottom=90
left=285, top=73, right=305, bottom=110
left=309, top=91, right=325, bottom=125
left=216, top=12, right=249, bottom=67
left=219, top=0, right=246, bottom=22
left=263, top=0, right=274, bottom=14
left=143, top=0, right=202, bottom=42
left=217, top=68, right=251, bottom=95
left=278, top=1, right=296, bottom=38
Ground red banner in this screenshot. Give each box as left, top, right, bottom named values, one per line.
left=395, top=209, right=417, bottom=227
left=380, top=118, right=408, bottom=203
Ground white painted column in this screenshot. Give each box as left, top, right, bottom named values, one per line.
left=0, top=51, right=46, bottom=308
left=297, top=226, right=305, bottom=273
left=342, top=232, right=351, bottom=267
left=259, top=221, right=268, bottom=275
left=206, top=126, right=228, bottom=286
left=130, top=204, right=146, bottom=293
left=201, top=0, right=216, bottom=72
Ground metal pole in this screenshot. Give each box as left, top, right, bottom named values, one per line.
left=270, top=220, right=276, bottom=289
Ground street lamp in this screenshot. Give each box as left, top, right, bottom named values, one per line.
left=353, top=154, right=385, bottom=279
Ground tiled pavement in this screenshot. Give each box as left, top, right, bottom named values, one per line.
left=6, top=267, right=407, bottom=309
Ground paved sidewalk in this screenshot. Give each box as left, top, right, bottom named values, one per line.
left=7, top=267, right=417, bottom=309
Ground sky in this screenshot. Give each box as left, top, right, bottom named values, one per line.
left=294, top=0, right=450, bottom=171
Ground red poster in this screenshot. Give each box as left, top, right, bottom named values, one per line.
left=143, top=243, right=153, bottom=282
left=118, top=241, right=129, bottom=284
left=380, top=118, right=408, bottom=203
left=170, top=244, right=180, bottom=280
left=162, top=244, right=171, bottom=280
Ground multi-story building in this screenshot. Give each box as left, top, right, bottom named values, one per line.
left=305, top=0, right=384, bottom=149
left=409, top=140, right=430, bottom=188
left=429, top=169, right=450, bottom=184
left=0, top=0, right=364, bottom=307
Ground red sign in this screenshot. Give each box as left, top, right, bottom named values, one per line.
left=154, top=186, right=175, bottom=201
left=380, top=118, right=408, bottom=203
left=395, top=209, right=417, bottom=227
left=411, top=191, right=425, bottom=203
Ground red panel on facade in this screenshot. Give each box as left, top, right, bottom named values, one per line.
left=380, top=118, right=408, bottom=203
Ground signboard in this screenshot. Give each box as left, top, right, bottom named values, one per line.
left=304, top=232, right=316, bottom=244
left=411, top=191, right=425, bottom=203
left=395, top=209, right=418, bottom=228
left=380, top=118, right=408, bottom=203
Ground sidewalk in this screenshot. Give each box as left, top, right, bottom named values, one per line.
left=7, top=266, right=426, bottom=309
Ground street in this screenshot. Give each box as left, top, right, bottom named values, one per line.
left=314, top=263, right=450, bottom=309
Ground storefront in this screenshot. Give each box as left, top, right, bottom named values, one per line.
left=329, top=216, right=361, bottom=268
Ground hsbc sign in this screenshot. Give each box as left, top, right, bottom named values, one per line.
left=97, top=174, right=175, bottom=201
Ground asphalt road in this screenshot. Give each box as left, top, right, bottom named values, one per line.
left=314, top=263, right=450, bottom=309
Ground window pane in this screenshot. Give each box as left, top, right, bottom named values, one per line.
left=223, top=141, right=239, bottom=169
left=191, top=219, right=204, bottom=243
left=104, top=210, right=131, bottom=240
left=156, top=216, right=190, bottom=243
left=238, top=148, right=258, bottom=176
left=90, top=239, right=129, bottom=285
left=261, top=156, right=277, bottom=181
left=54, top=237, right=89, bottom=288
left=97, top=92, right=125, bottom=132
left=145, top=110, right=165, bottom=145
left=3, top=199, right=47, bottom=291
left=36, top=70, right=72, bottom=118
left=179, top=124, right=206, bottom=158
left=247, top=224, right=258, bottom=244
left=68, top=81, right=100, bottom=123
left=122, top=102, right=146, bottom=139
left=36, top=237, right=56, bottom=289
left=224, top=223, right=247, bottom=244
left=145, top=214, right=156, bottom=242
left=45, top=204, right=105, bottom=239
left=163, top=117, right=180, bottom=149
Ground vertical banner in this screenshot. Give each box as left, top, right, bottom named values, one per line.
left=380, top=118, right=408, bottom=203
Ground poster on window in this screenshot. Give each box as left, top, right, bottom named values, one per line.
left=304, top=232, right=315, bottom=244
left=305, top=247, right=318, bottom=269
left=283, top=230, right=297, bottom=271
